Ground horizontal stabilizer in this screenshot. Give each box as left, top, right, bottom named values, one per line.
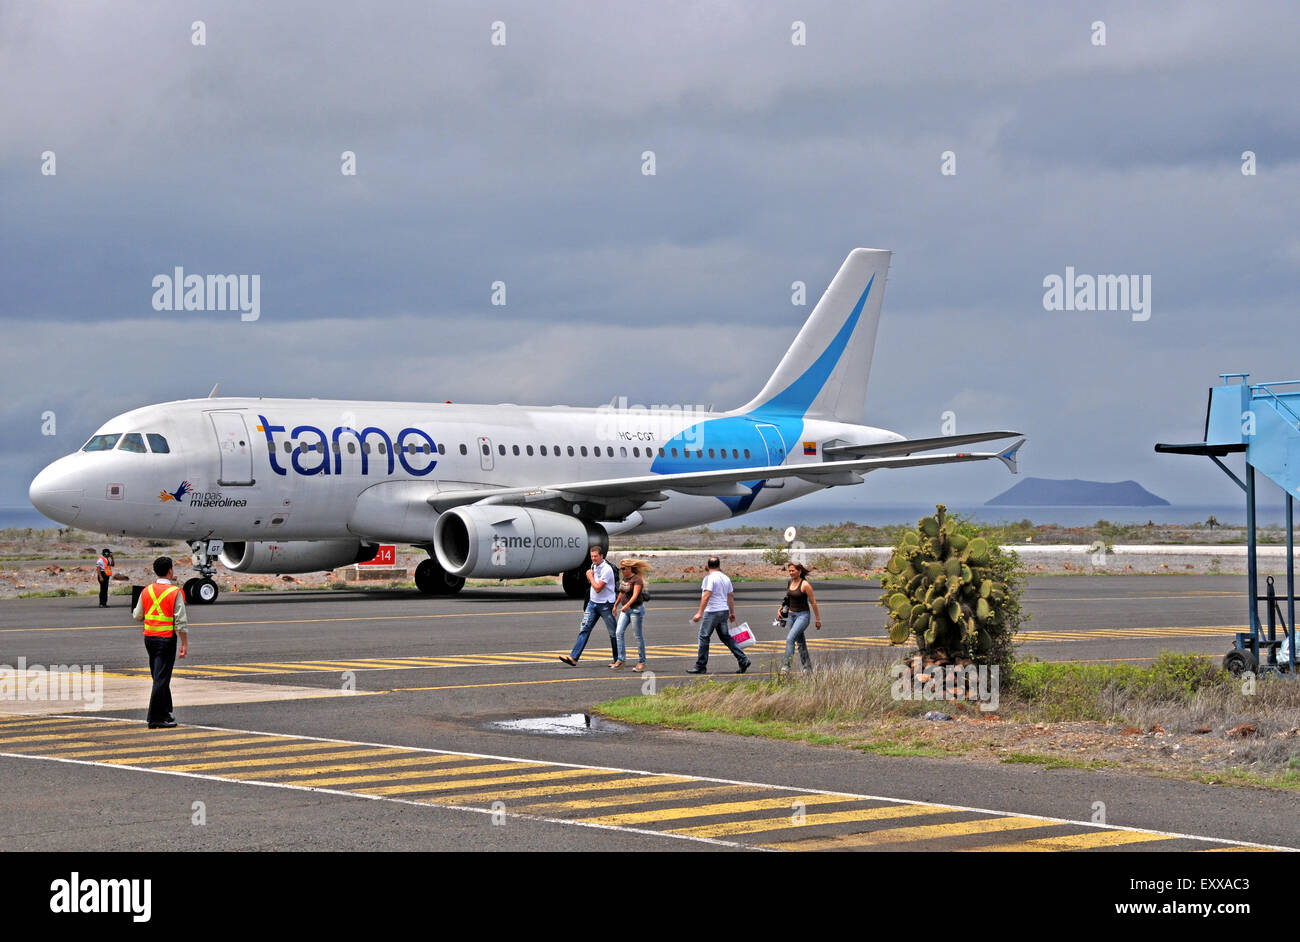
left=823, top=430, right=1022, bottom=460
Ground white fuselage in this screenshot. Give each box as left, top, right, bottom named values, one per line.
left=30, top=397, right=900, bottom=544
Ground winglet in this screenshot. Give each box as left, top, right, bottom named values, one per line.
left=996, top=438, right=1025, bottom=474
left=207, top=383, right=220, bottom=399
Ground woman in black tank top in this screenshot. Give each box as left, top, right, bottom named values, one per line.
left=780, top=562, right=821, bottom=672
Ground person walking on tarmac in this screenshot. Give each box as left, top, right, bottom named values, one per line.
left=132, top=556, right=189, bottom=729
left=95, top=548, right=115, bottom=608
left=558, top=546, right=618, bottom=667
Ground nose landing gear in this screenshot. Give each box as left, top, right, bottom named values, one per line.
left=184, top=539, right=223, bottom=604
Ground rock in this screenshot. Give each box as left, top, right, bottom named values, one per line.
left=923, top=711, right=954, bottom=722
left=1120, top=726, right=1142, bottom=736
left=1227, top=723, right=1257, bottom=738
left=281, top=575, right=296, bottom=582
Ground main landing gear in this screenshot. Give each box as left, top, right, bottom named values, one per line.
left=184, top=539, right=222, bottom=605
left=561, top=566, right=588, bottom=599
left=415, top=553, right=465, bottom=596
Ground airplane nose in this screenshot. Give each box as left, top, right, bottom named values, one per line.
left=29, top=459, right=84, bottom=525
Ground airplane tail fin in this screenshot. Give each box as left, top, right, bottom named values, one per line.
left=736, top=248, right=891, bottom=423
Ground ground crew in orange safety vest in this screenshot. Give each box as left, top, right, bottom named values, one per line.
left=131, top=556, right=189, bottom=729
left=96, top=548, right=115, bottom=608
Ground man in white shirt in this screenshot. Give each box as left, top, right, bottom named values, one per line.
left=688, top=556, right=751, bottom=674
left=559, top=546, right=619, bottom=666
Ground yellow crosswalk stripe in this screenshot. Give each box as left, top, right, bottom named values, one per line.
left=577, top=792, right=853, bottom=826
left=432, top=775, right=693, bottom=805
left=279, top=760, right=539, bottom=788
left=353, top=767, right=625, bottom=797
left=510, top=784, right=753, bottom=815
left=964, top=829, right=1175, bottom=851
left=111, top=746, right=406, bottom=772
left=762, top=815, right=1056, bottom=849
left=1199, top=846, right=1276, bottom=852
left=241, top=753, right=470, bottom=780
left=43, top=735, right=292, bottom=758
left=83, top=740, right=353, bottom=764
left=671, top=803, right=953, bottom=838
left=0, top=725, right=191, bottom=746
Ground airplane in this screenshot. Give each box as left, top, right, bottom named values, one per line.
left=29, top=248, right=1024, bottom=605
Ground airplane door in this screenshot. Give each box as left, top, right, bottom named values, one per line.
left=478, top=437, right=494, bottom=471
left=210, top=412, right=255, bottom=485
left=755, top=424, right=787, bottom=465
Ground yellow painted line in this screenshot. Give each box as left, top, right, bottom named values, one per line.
left=241, top=753, right=470, bottom=780
left=964, top=830, right=1176, bottom=851
left=0, top=725, right=210, bottom=746
left=1199, top=846, right=1277, bottom=852
left=91, top=741, right=387, bottom=765
left=577, top=792, right=853, bottom=827
left=435, top=775, right=693, bottom=805
left=0, top=716, right=102, bottom=730
left=278, top=760, right=539, bottom=789
left=141, top=746, right=405, bottom=773
left=762, top=815, right=1056, bottom=849
left=671, top=803, right=953, bottom=838
left=388, top=674, right=699, bottom=694
left=37, top=735, right=290, bottom=757
left=511, top=784, right=753, bottom=815
left=353, top=767, right=625, bottom=797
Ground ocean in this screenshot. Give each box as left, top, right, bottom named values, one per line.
left=2, top=503, right=1291, bottom=532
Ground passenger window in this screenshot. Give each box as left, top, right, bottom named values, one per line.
left=744, top=449, right=751, bottom=459
left=118, top=433, right=147, bottom=453
left=498, top=444, right=505, bottom=456
left=423, top=444, right=431, bottom=454
left=708, top=448, right=715, bottom=459
left=363, top=443, right=372, bottom=454
left=459, top=444, right=467, bottom=455
left=632, top=447, right=639, bottom=457
left=658, top=448, right=665, bottom=458
left=332, top=441, right=340, bottom=453
left=283, top=441, right=292, bottom=453
left=512, top=445, right=520, bottom=456
left=732, top=449, right=739, bottom=459
left=671, top=448, right=678, bottom=457
left=147, top=434, right=170, bottom=453
left=580, top=446, right=588, bottom=457
left=379, top=443, right=387, bottom=454
left=553, top=445, right=560, bottom=455
left=620, top=447, right=627, bottom=457
left=696, top=450, right=703, bottom=459
left=540, top=445, right=547, bottom=456
left=607, top=447, right=614, bottom=457
left=348, top=442, right=356, bottom=454
left=526, top=445, right=534, bottom=456
left=438, top=444, right=445, bottom=455
left=83, top=434, right=121, bottom=452
left=567, top=446, right=575, bottom=457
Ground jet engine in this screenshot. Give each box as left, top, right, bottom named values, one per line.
left=218, top=540, right=379, bottom=574
left=433, top=506, right=605, bottom=579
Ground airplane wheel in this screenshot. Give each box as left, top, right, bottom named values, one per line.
left=183, top=578, right=200, bottom=603
left=193, top=578, right=219, bottom=605
left=415, top=558, right=464, bottom=596
left=1222, top=648, right=1257, bottom=675
left=561, top=567, right=588, bottom=599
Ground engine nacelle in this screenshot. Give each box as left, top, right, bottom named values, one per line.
left=219, top=540, right=378, bottom=574
left=433, top=506, right=605, bottom=578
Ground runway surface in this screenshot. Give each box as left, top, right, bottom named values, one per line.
left=0, top=575, right=1293, bottom=852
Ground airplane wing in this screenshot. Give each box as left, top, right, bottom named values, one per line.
left=425, top=438, right=1025, bottom=515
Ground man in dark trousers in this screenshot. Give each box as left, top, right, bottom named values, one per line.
left=131, top=556, right=189, bottom=729
left=95, top=548, right=115, bottom=607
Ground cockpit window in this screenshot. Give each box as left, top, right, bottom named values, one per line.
left=118, top=433, right=147, bottom=453
left=147, top=434, right=170, bottom=454
left=82, top=434, right=121, bottom=452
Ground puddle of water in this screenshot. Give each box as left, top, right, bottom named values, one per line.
left=488, top=713, right=628, bottom=736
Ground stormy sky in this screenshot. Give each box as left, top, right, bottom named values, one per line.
left=2, top=1, right=1298, bottom=517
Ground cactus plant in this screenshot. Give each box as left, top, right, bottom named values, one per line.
left=878, top=504, right=1025, bottom=665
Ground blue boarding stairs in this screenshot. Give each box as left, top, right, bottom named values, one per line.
left=1156, top=373, right=1300, bottom=675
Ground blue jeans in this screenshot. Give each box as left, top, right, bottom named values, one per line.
left=694, top=610, right=749, bottom=670
left=616, top=605, right=646, bottom=663
left=570, top=601, right=617, bottom=662
left=784, top=610, right=812, bottom=670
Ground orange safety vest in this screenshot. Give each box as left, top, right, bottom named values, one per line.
left=98, top=556, right=113, bottom=578
left=141, top=582, right=181, bottom=638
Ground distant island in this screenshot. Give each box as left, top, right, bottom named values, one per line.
left=986, top=477, right=1170, bottom=507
